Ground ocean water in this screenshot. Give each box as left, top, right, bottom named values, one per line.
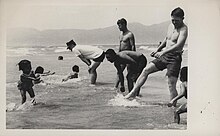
left=6, top=44, right=187, bottom=129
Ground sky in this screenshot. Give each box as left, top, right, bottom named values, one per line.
left=2, top=0, right=188, bottom=30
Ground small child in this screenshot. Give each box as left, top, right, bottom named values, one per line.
left=62, top=65, right=79, bottom=82
left=168, top=66, right=187, bottom=124
left=17, top=60, right=38, bottom=105
left=34, top=66, right=55, bottom=84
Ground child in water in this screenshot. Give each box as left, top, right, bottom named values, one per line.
left=168, top=66, right=187, bottom=124
left=17, top=60, right=38, bottom=105
left=34, top=66, right=55, bottom=84
left=62, top=65, right=79, bottom=82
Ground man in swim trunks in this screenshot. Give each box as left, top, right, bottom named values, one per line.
left=105, top=49, right=147, bottom=95
left=66, top=39, right=105, bottom=85
left=125, top=7, right=188, bottom=103
left=115, top=18, right=136, bottom=89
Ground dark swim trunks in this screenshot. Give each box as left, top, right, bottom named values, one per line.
left=152, top=52, right=182, bottom=78
left=93, top=52, right=105, bottom=62
left=129, top=55, right=147, bottom=81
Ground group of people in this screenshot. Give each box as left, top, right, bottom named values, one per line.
left=17, top=7, right=188, bottom=124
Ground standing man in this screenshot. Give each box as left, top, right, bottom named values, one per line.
left=105, top=49, right=147, bottom=95
left=66, top=39, right=105, bottom=85
left=125, top=7, right=188, bottom=103
left=115, top=18, right=136, bottom=90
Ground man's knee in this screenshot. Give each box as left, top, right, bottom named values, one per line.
left=141, top=62, right=158, bottom=75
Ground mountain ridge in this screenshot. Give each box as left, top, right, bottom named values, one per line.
left=7, top=21, right=170, bottom=47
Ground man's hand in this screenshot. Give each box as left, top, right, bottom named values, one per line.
left=120, top=86, right=125, bottom=92
left=154, top=51, right=164, bottom=58
left=150, top=51, right=157, bottom=57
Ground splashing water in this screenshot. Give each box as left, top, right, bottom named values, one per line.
left=108, top=93, right=142, bottom=107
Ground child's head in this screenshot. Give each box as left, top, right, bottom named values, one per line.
left=180, top=66, right=187, bottom=82
left=35, top=66, right=44, bottom=74
left=72, top=65, right=79, bottom=72
left=18, top=60, right=32, bottom=74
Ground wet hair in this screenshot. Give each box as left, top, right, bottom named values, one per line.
left=180, top=66, right=187, bottom=82
left=18, top=59, right=31, bottom=71
left=171, top=7, right=184, bottom=18
left=117, top=18, right=127, bottom=26
left=35, top=66, right=44, bottom=74
left=72, top=65, right=79, bottom=72
left=105, top=49, right=116, bottom=56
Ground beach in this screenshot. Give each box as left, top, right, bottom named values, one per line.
left=6, top=44, right=187, bottom=129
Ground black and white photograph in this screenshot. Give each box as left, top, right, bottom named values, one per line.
left=1, top=0, right=220, bottom=135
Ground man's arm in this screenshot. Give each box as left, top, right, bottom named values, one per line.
left=157, top=37, right=167, bottom=52
left=78, top=55, right=91, bottom=66
left=129, top=33, right=136, bottom=51
left=62, top=74, right=72, bottom=82
left=114, top=62, right=124, bottom=88
left=150, top=37, right=166, bottom=57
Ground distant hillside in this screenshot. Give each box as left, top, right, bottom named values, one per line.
left=7, top=21, right=170, bottom=47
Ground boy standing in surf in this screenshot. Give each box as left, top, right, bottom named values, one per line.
left=168, top=66, right=187, bottom=124
left=114, top=18, right=136, bottom=90
left=125, top=7, right=188, bottom=104
left=17, top=60, right=38, bottom=105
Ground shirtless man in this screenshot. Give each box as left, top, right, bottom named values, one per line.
left=125, top=7, right=188, bottom=102
left=115, top=18, right=136, bottom=89
left=105, top=49, right=147, bottom=94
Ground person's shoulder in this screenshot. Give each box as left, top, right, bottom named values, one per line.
left=181, top=24, right=188, bottom=31
left=127, top=31, right=134, bottom=37
left=168, top=23, right=173, bottom=29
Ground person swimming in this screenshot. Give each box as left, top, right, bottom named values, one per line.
left=62, top=65, right=79, bottom=82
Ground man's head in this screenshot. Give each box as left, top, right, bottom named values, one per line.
left=66, top=40, right=76, bottom=51
left=18, top=59, right=32, bottom=74
left=171, top=7, right=184, bottom=28
left=105, top=49, right=117, bottom=63
left=117, top=18, right=127, bottom=31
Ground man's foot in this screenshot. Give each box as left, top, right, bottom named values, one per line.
left=31, top=98, right=37, bottom=105
left=167, top=102, right=173, bottom=107
left=124, top=92, right=136, bottom=99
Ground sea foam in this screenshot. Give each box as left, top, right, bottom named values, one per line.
left=108, top=93, right=142, bottom=107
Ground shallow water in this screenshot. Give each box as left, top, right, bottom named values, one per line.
left=6, top=45, right=187, bottom=129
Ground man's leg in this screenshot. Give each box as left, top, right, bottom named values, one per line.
left=126, top=68, right=134, bottom=92
left=174, top=103, right=187, bottom=124
left=89, top=61, right=101, bottom=84
left=20, top=90, right=26, bottom=104
left=168, top=76, right=178, bottom=104
left=125, top=62, right=159, bottom=98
